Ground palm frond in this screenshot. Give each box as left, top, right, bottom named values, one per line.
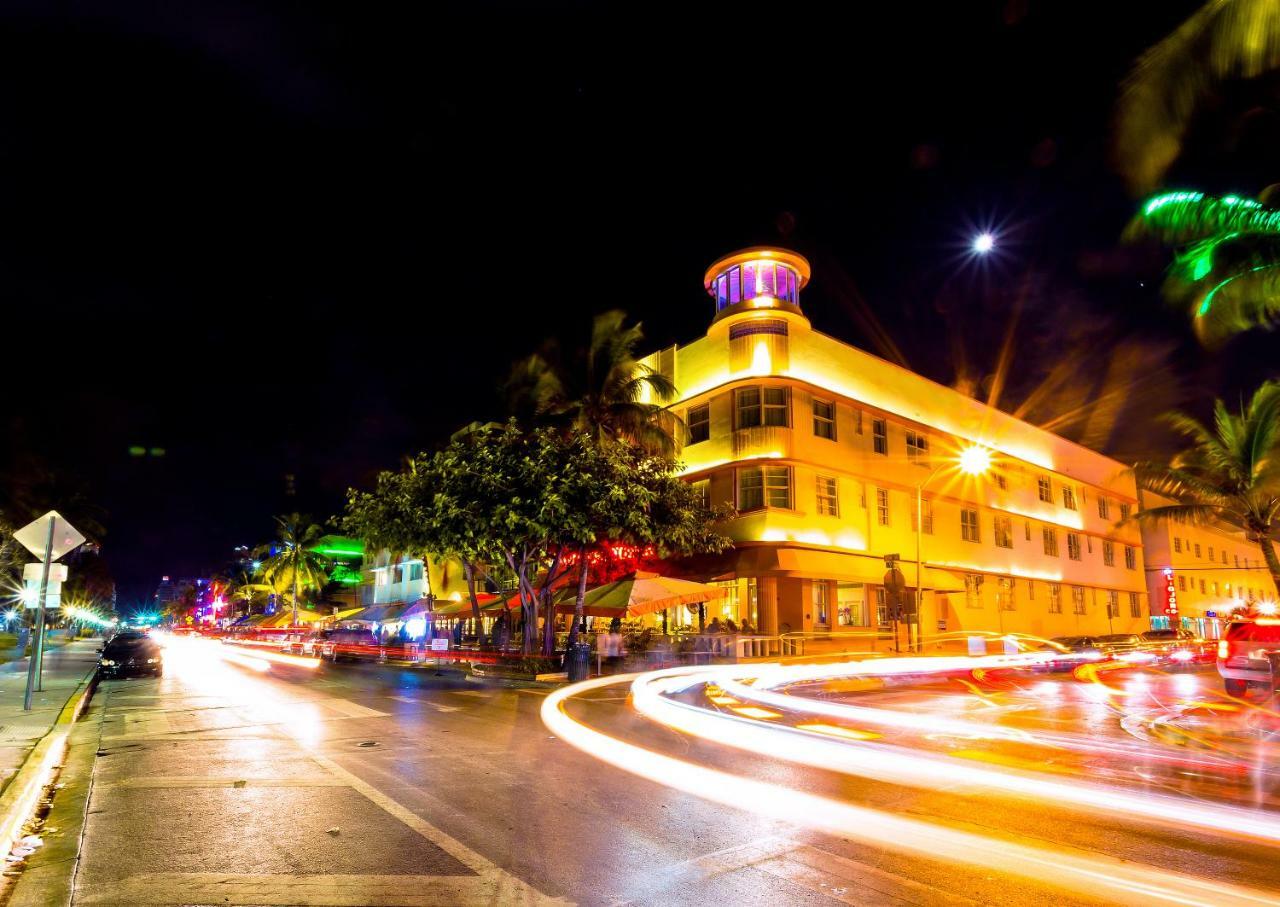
left=1125, top=501, right=1225, bottom=528
left=1132, top=460, right=1234, bottom=506
left=1115, top=0, right=1280, bottom=193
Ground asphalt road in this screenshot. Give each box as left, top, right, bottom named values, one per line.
left=64, top=639, right=1280, bottom=906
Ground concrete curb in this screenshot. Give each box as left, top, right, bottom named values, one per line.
left=0, top=670, right=97, bottom=863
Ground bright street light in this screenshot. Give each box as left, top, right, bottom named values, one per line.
left=958, top=445, right=993, bottom=475
left=972, top=232, right=995, bottom=254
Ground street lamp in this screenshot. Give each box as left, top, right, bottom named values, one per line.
left=914, top=445, right=993, bottom=651
left=972, top=232, right=995, bottom=254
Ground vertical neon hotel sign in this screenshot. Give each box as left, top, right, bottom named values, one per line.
left=1163, top=567, right=1178, bottom=617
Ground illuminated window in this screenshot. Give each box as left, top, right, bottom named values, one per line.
left=875, top=587, right=889, bottom=628
left=964, top=574, right=983, bottom=609
left=812, top=399, right=836, bottom=440
left=994, top=516, right=1012, bottom=548
left=1119, top=503, right=1131, bottom=520
left=1210, top=581, right=1218, bottom=595
left=759, top=261, right=776, bottom=296
left=1048, top=584, right=1062, bottom=614
left=1199, top=578, right=1206, bottom=593
left=1043, top=526, right=1059, bottom=557
left=763, top=388, right=788, bottom=426
left=1071, top=586, right=1086, bottom=615
left=997, top=577, right=1015, bottom=611
left=737, top=465, right=791, bottom=511
left=1062, top=486, right=1077, bottom=510
left=813, top=581, right=830, bottom=626
left=995, top=473, right=1007, bottom=490
left=1194, top=543, right=1201, bottom=558
left=715, top=274, right=728, bottom=309
left=1106, top=590, right=1119, bottom=618
left=1177, top=575, right=1186, bottom=591
left=1102, top=540, right=1114, bottom=566
left=735, top=387, right=761, bottom=428
left=743, top=262, right=756, bottom=298
left=906, top=430, right=928, bottom=462
left=1097, top=497, right=1111, bottom=520
left=735, top=386, right=788, bottom=428
left=837, top=581, right=866, bottom=626
left=1037, top=476, right=1052, bottom=503
left=872, top=419, right=887, bottom=455
left=692, top=479, right=710, bottom=509
left=816, top=475, right=839, bottom=516
left=1208, top=546, right=1214, bottom=562
left=1173, top=537, right=1182, bottom=553
left=728, top=266, right=741, bottom=304
left=1124, top=546, right=1136, bottom=570
left=1067, top=532, right=1081, bottom=560
left=687, top=404, right=710, bottom=444
left=911, top=497, right=934, bottom=534
left=1129, top=592, right=1141, bottom=618
left=1025, top=521, right=1031, bottom=541
left=876, top=487, right=890, bottom=526
left=961, top=508, right=980, bottom=542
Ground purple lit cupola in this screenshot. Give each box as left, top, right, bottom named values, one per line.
left=703, top=246, right=811, bottom=326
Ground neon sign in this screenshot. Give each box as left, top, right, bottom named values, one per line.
left=1163, top=567, right=1178, bottom=617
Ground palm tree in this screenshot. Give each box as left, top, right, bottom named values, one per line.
left=258, top=514, right=329, bottom=627
left=1126, top=189, right=1280, bottom=344
left=228, top=569, right=271, bottom=619
left=507, top=310, right=681, bottom=456
left=1130, top=381, right=1280, bottom=588
left=1115, top=0, right=1280, bottom=193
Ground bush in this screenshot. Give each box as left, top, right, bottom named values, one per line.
left=0, top=634, right=18, bottom=649
left=515, top=656, right=560, bottom=676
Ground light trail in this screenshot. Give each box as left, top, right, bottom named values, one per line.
left=543, top=674, right=1280, bottom=907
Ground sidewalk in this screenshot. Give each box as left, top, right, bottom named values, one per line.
left=0, top=640, right=99, bottom=795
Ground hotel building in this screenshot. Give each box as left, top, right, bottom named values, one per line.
left=644, top=247, right=1151, bottom=644
left=1138, top=492, right=1279, bottom=637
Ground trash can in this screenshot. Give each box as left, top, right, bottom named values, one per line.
left=566, top=641, right=591, bottom=682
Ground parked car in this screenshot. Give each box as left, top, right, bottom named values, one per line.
left=98, top=630, right=163, bottom=679
left=1140, top=628, right=1214, bottom=667
left=1217, top=620, right=1280, bottom=695
left=279, top=631, right=323, bottom=656
left=316, top=627, right=379, bottom=662
left=1035, top=636, right=1104, bottom=672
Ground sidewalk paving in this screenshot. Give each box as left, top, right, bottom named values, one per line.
left=0, top=640, right=100, bottom=796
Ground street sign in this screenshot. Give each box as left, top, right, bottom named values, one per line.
left=883, top=553, right=900, bottom=568
left=23, top=563, right=67, bottom=583
left=14, top=512, right=84, bottom=561
left=883, top=568, right=906, bottom=591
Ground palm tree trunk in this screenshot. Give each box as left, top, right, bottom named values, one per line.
left=292, top=565, right=299, bottom=628
left=1261, top=536, right=1280, bottom=593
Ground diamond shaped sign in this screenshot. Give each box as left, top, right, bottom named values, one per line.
left=13, top=511, right=85, bottom=561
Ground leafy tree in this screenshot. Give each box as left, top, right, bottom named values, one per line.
left=1125, top=189, right=1280, bottom=344
left=1115, top=0, right=1280, bottom=193
left=1130, top=381, right=1280, bottom=588
left=228, top=569, right=271, bottom=618
left=507, top=310, right=681, bottom=456
left=257, top=514, right=329, bottom=626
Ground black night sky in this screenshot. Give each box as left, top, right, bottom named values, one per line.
left=3, top=1, right=1277, bottom=605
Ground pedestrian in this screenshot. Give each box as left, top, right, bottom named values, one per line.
left=739, top=620, right=754, bottom=635
left=725, top=618, right=739, bottom=634
left=605, top=617, right=624, bottom=672
left=452, top=621, right=462, bottom=646
left=707, top=617, right=723, bottom=634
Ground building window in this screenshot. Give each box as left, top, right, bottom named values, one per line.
left=911, top=497, right=934, bottom=534
left=876, top=487, right=890, bottom=526
left=1210, top=581, right=1218, bottom=595
left=1199, top=578, right=1206, bottom=594
left=1038, top=476, right=1052, bottom=503
left=1208, top=546, right=1214, bottom=562
left=1119, top=503, right=1131, bottom=520
left=1177, top=575, right=1186, bottom=591
left=906, top=430, right=928, bottom=462
left=964, top=574, right=983, bottom=609
left=994, top=516, right=1013, bottom=548
left=1194, top=543, right=1201, bottom=558
left=1173, top=537, right=1182, bottom=553
left=1235, top=554, right=1240, bottom=568
left=1067, top=532, right=1082, bottom=560
left=1222, top=549, right=1228, bottom=565
left=1027, top=580, right=1035, bottom=600
left=1106, top=590, right=1119, bottom=618
left=961, top=508, right=980, bottom=542
left=812, top=399, right=836, bottom=440
left=997, top=577, right=1015, bottom=611
left=1098, top=497, right=1111, bottom=520
left=737, top=465, right=791, bottom=511
left=1043, top=527, right=1059, bottom=557
left=813, top=581, right=830, bottom=626
left=875, top=587, right=889, bottom=628
left=837, top=581, right=866, bottom=626
left=854, top=410, right=863, bottom=434
left=687, top=404, right=710, bottom=444
left=1102, top=540, right=1115, bottom=566
left=735, top=386, right=789, bottom=429
left=691, top=479, right=710, bottom=509
left=1071, top=586, right=1086, bottom=615
left=1048, top=584, right=1062, bottom=614
left=1129, top=592, right=1141, bottom=618
left=995, top=473, right=1007, bottom=490
left=872, top=419, right=888, bottom=455
left=1062, top=486, right=1077, bottom=510
left=816, top=475, right=839, bottom=516
left=1025, top=521, right=1032, bottom=541
left=1124, top=546, right=1136, bottom=570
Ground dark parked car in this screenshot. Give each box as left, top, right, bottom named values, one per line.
left=1035, top=636, right=1104, bottom=672
left=98, top=630, right=163, bottom=679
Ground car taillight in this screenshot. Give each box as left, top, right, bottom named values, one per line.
left=1217, top=640, right=1230, bottom=659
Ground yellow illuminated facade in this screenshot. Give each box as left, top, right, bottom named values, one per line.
left=645, top=247, right=1150, bottom=645
left=1138, top=492, right=1279, bottom=637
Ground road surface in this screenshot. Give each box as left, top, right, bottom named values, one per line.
left=62, top=638, right=1280, bottom=906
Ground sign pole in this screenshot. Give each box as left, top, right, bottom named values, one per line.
left=23, top=519, right=55, bottom=710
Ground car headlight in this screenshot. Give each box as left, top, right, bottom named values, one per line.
left=101, top=659, right=116, bottom=666
left=1170, top=649, right=1194, bottom=662
left=145, top=657, right=160, bottom=664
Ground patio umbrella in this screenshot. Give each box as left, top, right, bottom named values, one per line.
left=556, top=571, right=725, bottom=618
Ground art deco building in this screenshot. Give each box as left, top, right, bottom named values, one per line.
left=644, top=247, right=1151, bottom=644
